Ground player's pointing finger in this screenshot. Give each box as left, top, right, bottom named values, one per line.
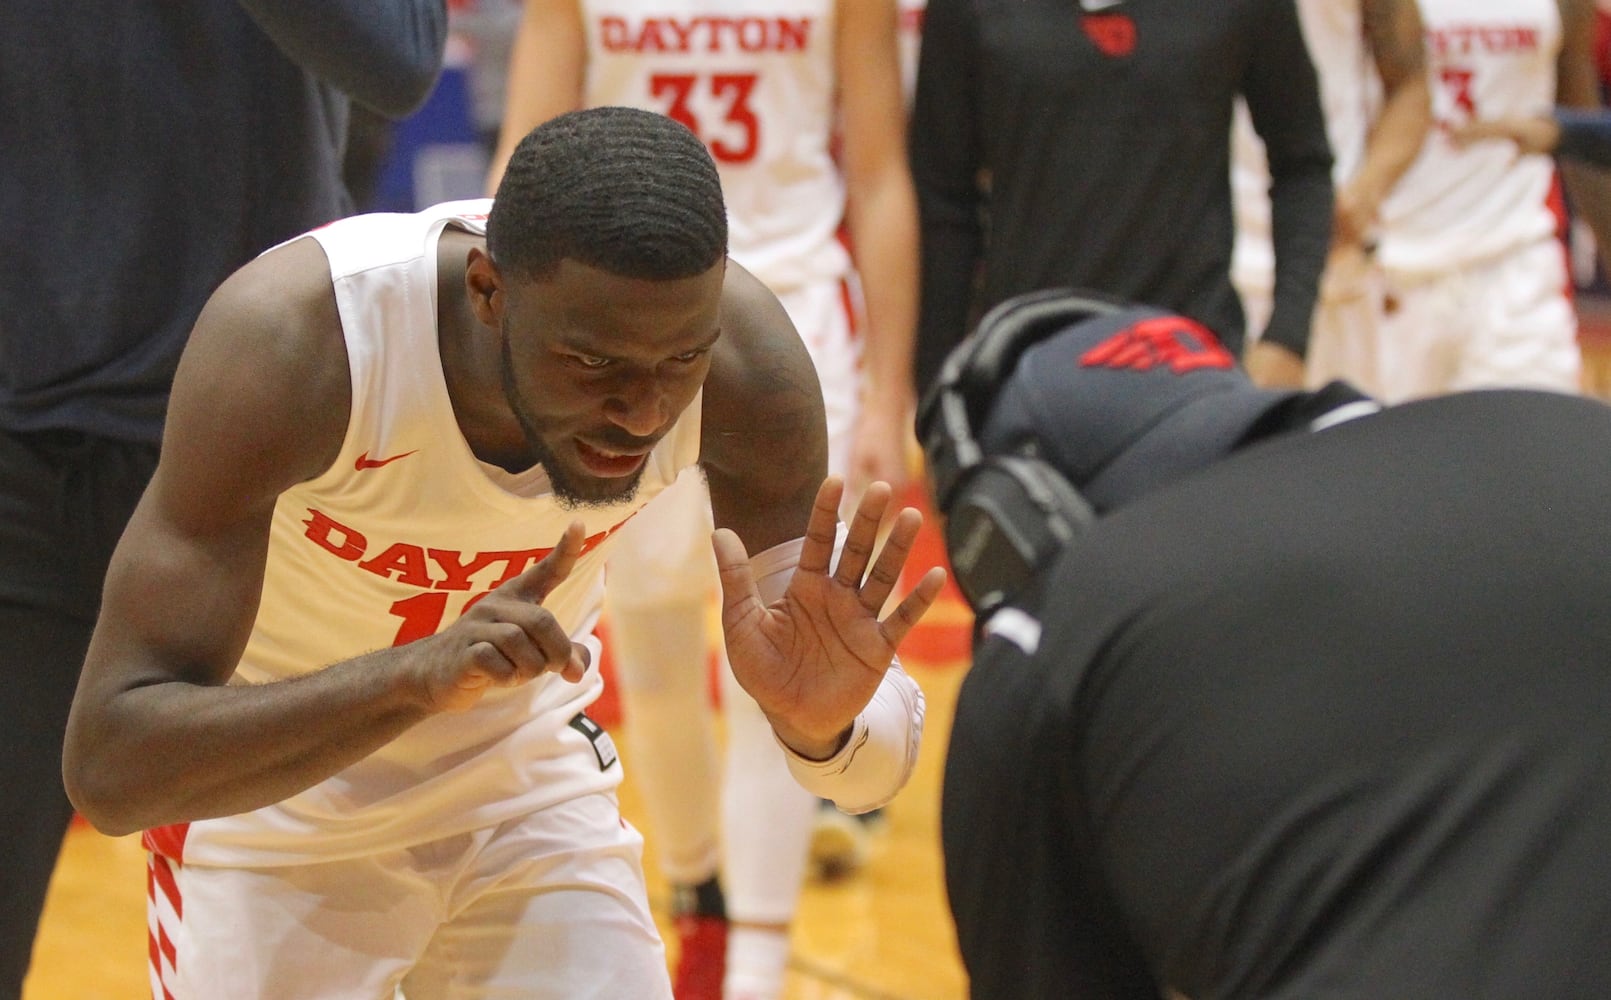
left=501, top=521, right=586, bottom=603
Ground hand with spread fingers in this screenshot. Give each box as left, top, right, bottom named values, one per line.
left=712, top=477, right=947, bottom=760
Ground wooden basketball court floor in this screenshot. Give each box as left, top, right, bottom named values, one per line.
left=22, top=490, right=977, bottom=1000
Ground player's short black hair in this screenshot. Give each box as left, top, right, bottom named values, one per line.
left=487, top=106, right=728, bottom=281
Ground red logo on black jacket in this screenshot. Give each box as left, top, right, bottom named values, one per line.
left=1080, top=316, right=1235, bottom=374
left=1081, top=13, right=1136, bottom=57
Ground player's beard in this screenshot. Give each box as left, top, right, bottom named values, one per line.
left=500, top=329, right=643, bottom=510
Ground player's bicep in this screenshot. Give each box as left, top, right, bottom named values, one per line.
left=86, top=478, right=276, bottom=693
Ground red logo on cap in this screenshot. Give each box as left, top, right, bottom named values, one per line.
left=1080, top=316, right=1235, bottom=374
left=1081, top=13, right=1137, bottom=57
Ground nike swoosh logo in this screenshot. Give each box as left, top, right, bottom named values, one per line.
left=1080, top=0, right=1125, bottom=9
left=355, top=450, right=418, bottom=471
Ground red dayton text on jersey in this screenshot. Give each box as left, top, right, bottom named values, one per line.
left=138, top=511, right=633, bottom=867
left=1081, top=13, right=1137, bottom=58
left=598, top=15, right=811, bottom=54
left=301, top=508, right=628, bottom=591
left=1080, top=316, right=1235, bottom=374
left=1427, top=24, right=1540, bottom=59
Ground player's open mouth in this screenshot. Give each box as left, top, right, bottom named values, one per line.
left=574, top=439, right=648, bottom=479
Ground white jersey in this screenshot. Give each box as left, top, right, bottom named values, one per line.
left=1378, top=0, right=1562, bottom=274
left=149, top=200, right=702, bottom=867
left=580, top=0, right=850, bottom=291
left=1233, top=0, right=1380, bottom=289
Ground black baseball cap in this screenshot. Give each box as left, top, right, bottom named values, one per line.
left=977, top=306, right=1301, bottom=512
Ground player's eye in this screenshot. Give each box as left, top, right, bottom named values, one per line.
left=570, top=353, right=612, bottom=370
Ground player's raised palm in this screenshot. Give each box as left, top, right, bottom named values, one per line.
left=713, top=478, right=946, bottom=759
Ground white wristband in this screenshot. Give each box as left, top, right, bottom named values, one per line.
left=776, top=662, right=925, bottom=814
left=747, top=527, right=927, bottom=813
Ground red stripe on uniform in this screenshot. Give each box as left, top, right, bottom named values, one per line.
left=159, top=924, right=177, bottom=969
left=148, top=852, right=183, bottom=999
left=147, top=909, right=160, bottom=969
left=149, top=851, right=183, bottom=918
left=142, top=821, right=191, bottom=861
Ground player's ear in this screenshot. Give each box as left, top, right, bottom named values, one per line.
left=464, top=247, right=505, bottom=326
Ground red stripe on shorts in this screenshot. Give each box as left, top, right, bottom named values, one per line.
left=147, top=851, right=183, bottom=999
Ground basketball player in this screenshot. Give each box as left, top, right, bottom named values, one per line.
left=60, top=108, right=943, bottom=1000
left=1371, top=0, right=1611, bottom=401
left=491, top=6, right=919, bottom=997
left=923, top=290, right=1611, bottom=998
left=1231, top=0, right=1431, bottom=396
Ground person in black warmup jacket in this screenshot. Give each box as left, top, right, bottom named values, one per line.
left=920, top=288, right=1611, bottom=999
left=0, top=4, right=447, bottom=994
left=909, top=0, right=1335, bottom=392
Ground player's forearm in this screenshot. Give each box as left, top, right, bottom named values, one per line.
left=236, top=0, right=448, bottom=117
left=778, top=663, right=926, bottom=813
left=846, top=166, right=921, bottom=408
left=486, top=0, right=587, bottom=192
left=1348, top=74, right=1432, bottom=225
left=1352, top=0, right=1430, bottom=223
left=64, top=648, right=433, bottom=837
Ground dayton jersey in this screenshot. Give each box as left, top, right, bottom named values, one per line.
left=1378, top=0, right=1562, bottom=273
left=146, top=200, right=702, bottom=867
left=580, top=1, right=850, bottom=292
left=1233, top=0, right=1380, bottom=288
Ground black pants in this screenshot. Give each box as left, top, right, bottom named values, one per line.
left=0, top=428, right=158, bottom=999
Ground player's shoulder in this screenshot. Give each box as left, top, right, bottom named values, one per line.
left=710, top=261, right=816, bottom=394
left=190, top=234, right=350, bottom=433
left=163, top=233, right=351, bottom=489
left=308, top=200, right=491, bottom=277
left=701, top=260, right=825, bottom=455
left=205, top=235, right=341, bottom=358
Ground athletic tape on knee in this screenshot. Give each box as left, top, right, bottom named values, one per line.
left=747, top=526, right=927, bottom=814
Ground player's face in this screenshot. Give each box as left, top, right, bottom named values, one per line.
left=498, top=257, right=724, bottom=507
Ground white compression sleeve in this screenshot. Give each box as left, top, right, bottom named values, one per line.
left=743, top=528, right=927, bottom=814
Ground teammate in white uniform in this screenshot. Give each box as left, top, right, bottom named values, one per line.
left=61, top=108, right=942, bottom=1000
left=492, top=6, right=919, bottom=999
left=1231, top=0, right=1429, bottom=396
left=1372, top=0, right=1611, bottom=400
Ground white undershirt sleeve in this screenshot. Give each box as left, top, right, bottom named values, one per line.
left=743, top=528, right=927, bottom=814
